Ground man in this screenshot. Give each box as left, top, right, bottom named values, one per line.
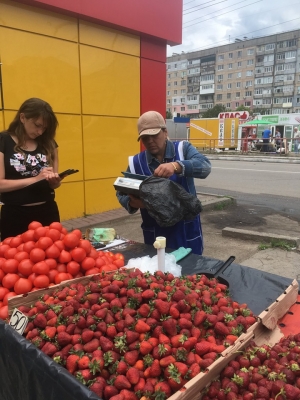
left=274, top=129, right=282, bottom=150
left=294, top=127, right=300, bottom=154
left=262, top=127, right=271, bottom=152
left=116, top=110, right=211, bottom=255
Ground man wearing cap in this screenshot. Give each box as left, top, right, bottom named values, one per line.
left=116, top=110, right=211, bottom=255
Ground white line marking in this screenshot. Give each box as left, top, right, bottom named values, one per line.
left=212, top=167, right=300, bottom=174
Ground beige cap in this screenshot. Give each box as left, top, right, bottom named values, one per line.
left=137, top=111, right=166, bottom=141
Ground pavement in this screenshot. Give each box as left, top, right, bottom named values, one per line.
left=61, top=152, right=300, bottom=282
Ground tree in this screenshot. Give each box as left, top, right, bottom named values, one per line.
left=201, top=104, right=226, bottom=118
left=166, top=110, right=173, bottom=119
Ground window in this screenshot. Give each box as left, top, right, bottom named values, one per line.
left=285, top=51, right=296, bottom=59
left=245, top=101, right=251, bottom=107
left=216, top=84, right=223, bottom=90
left=247, top=59, right=254, bottom=66
left=226, top=103, right=231, bottom=108
left=236, top=92, right=240, bottom=98
left=218, top=54, right=224, bottom=60
left=265, top=43, right=275, bottom=50
left=228, top=73, right=233, bottom=79
left=237, top=61, right=242, bottom=67
left=217, top=94, right=222, bottom=100
left=276, top=64, right=284, bottom=71
left=181, top=80, right=186, bottom=85
left=218, top=65, right=224, bottom=70
left=285, top=63, right=295, bottom=70
left=181, top=89, right=186, bottom=94
left=174, top=64, right=177, bottom=68
left=167, top=74, right=171, bottom=79
left=247, top=48, right=254, bottom=55
left=174, top=90, right=177, bottom=95
left=277, top=53, right=285, bottom=60
left=245, top=91, right=252, bottom=97
left=229, top=52, right=233, bottom=58
left=235, top=102, right=239, bottom=107
left=167, top=99, right=171, bottom=104
left=236, top=72, right=241, bottom=78
left=228, top=63, right=233, bottom=69
left=246, top=70, right=253, bottom=76
left=174, top=81, right=178, bottom=86
left=263, top=98, right=271, bottom=104
left=180, top=97, right=185, bottom=102
left=173, top=99, right=177, bottom=103
left=227, top=83, right=232, bottom=89
left=202, top=84, right=213, bottom=90
left=217, top=74, right=223, bottom=81
left=246, top=80, right=252, bottom=87
left=264, top=66, right=273, bottom=73
left=237, top=50, right=242, bottom=58
left=181, top=107, right=185, bottom=111
left=167, top=82, right=171, bottom=87
left=286, top=39, right=296, bottom=47
left=227, top=93, right=231, bottom=99
left=255, top=88, right=262, bottom=95
left=236, top=82, right=241, bottom=88
left=264, top=54, right=274, bottom=62
left=167, top=91, right=170, bottom=96
left=200, top=74, right=214, bottom=81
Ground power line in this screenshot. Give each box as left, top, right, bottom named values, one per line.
left=183, top=0, right=220, bottom=14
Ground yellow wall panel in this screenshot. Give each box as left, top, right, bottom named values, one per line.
left=0, top=27, right=81, bottom=113
left=82, top=115, right=139, bottom=180
left=80, top=45, right=140, bottom=117
left=79, top=20, right=140, bottom=56
left=0, top=111, right=4, bottom=131
left=55, top=114, right=83, bottom=179
left=0, top=0, right=77, bottom=41
left=55, top=182, right=85, bottom=221
left=85, top=178, right=121, bottom=215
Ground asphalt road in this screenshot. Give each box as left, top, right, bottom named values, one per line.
left=195, top=160, right=300, bottom=219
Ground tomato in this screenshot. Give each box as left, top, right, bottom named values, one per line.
left=56, top=263, right=67, bottom=273
left=21, top=229, right=36, bottom=243
left=2, top=273, right=20, bottom=289
left=70, top=247, right=86, bottom=263
left=36, top=236, right=53, bottom=250
left=14, top=251, right=30, bottom=262
left=54, top=240, right=65, bottom=252
left=48, top=269, right=58, bottom=283
left=33, top=227, right=48, bottom=241
left=88, top=247, right=99, bottom=260
left=17, top=244, right=24, bottom=251
left=0, top=305, right=8, bottom=320
left=18, top=259, right=34, bottom=277
left=0, top=257, right=6, bottom=269
left=3, top=291, right=17, bottom=305
left=4, top=247, right=18, bottom=259
left=61, top=227, right=68, bottom=235
left=100, top=264, right=116, bottom=272
left=2, top=259, right=19, bottom=274
left=46, top=229, right=61, bottom=242
left=45, top=244, right=60, bottom=259
left=81, top=257, right=96, bottom=271
left=72, top=229, right=82, bottom=239
left=33, top=274, right=50, bottom=289
left=2, top=237, right=13, bottom=245
left=54, top=272, right=70, bottom=285
left=58, top=249, right=72, bottom=264
left=113, top=258, right=125, bottom=268
left=32, top=261, right=50, bottom=275
left=0, top=269, right=4, bottom=283
left=23, top=241, right=36, bottom=253
left=28, top=272, right=38, bottom=284
left=30, top=248, right=46, bottom=263
left=0, top=287, right=9, bottom=301
left=113, top=252, right=125, bottom=260
left=78, top=239, right=92, bottom=254
left=14, top=278, right=33, bottom=295
left=49, top=222, right=63, bottom=231
left=84, top=268, right=100, bottom=276
left=67, top=261, right=80, bottom=276
left=28, top=221, right=43, bottom=230
left=95, top=257, right=105, bottom=268
left=44, top=258, right=57, bottom=270
left=9, top=236, right=23, bottom=248
left=63, top=233, right=80, bottom=249
left=0, top=244, right=10, bottom=257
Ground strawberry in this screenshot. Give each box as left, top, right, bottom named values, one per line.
left=256, top=386, right=270, bottom=398
left=154, top=381, right=172, bottom=398
left=160, top=355, right=176, bottom=368
left=139, top=341, right=153, bottom=356
left=33, top=314, right=47, bottom=329
left=119, top=389, right=138, bottom=400
left=81, top=329, right=94, bottom=343
left=57, top=332, right=72, bottom=347
left=124, top=350, right=139, bottom=366
left=107, top=325, right=118, bottom=338
left=41, top=342, right=58, bottom=356
left=83, top=338, right=100, bottom=353
left=149, top=359, right=161, bottom=378
left=195, top=341, right=211, bottom=356
left=158, top=333, right=171, bottom=345
left=188, top=362, right=201, bottom=378
left=117, top=360, right=129, bottom=375
left=41, top=326, right=56, bottom=340
left=134, top=320, right=150, bottom=334
left=134, top=377, right=145, bottom=392
left=154, top=299, right=170, bottom=315
left=162, top=319, right=177, bottom=336
left=114, top=375, right=131, bottom=390
left=141, top=289, right=155, bottom=300
left=171, top=290, right=185, bottom=302
left=89, top=381, right=105, bottom=398
left=126, top=367, right=140, bottom=385
left=77, top=355, right=90, bottom=370
left=66, top=354, right=80, bottom=375
left=171, top=334, right=187, bottom=348
left=214, top=322, right=230, bottom=336
left=178, top=318, right=192, bottom=330
left=125, top=331, right=140, bottom=345
left=137, top=303, right=151, bottom=317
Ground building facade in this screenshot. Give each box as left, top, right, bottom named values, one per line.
left=167, top=29, right=300, bottom=118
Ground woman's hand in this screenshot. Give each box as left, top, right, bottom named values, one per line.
left=38, top=167, right=61, bottom=189
left=129, top=195, right=145, bottom=209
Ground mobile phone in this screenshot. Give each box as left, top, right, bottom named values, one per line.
left=59, top=169, right=79, bottom=178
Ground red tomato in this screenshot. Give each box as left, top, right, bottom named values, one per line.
left=21, top=229, right=36, bottom=243
left=17, top=244, right=24, bottom=251
left=30, top=248, right=46, bottom=263
left=72, top=229, right=82, bottom=239
left=14, top=251, right=30, bottom=262
left=70, top=247, right=86, bottom=263
left=0, top=287, right=9, bottom=301
left=0, top=269, right=4, bottom=283
left=9, top=236, right=23, bottom=248
left=63, top=233, right=80, bottom=249
left=2, top=273, right=20, bottom=289
left=58, top=250, right=72, bottom=264
left=28, top=221, right=43, bottom=230
left=61, top=227, right=68, bottom=235
left=113, top=252, right=125, bottom=260
left=3, top=291, right=17, bottom=305
left=46, top=229, right=61, bottom=242
left=0, top=257, right=6, bottom=269
left=2, top=237, right=13, bottom=245
left=54, top=272, right=70, bottom=285
left=81, top=257, right=96, bottom=271
left=14, top=278, right=33, bottom=295
left=18, top=259, right=34, bottom=277
left=23, top=241, right=36, bottom=253
left=2, top=259, right=19, bottom=274
left=0, top=305, right=9, bottom=320
left=78, top=239, right=92, bottom=254
left=67, top=261, right=80, bottom=276
left=28, top=272, right=38, bottom=284
left=113, top=258, right=125, bottom=268
left=48, top=269, right=58, bottom=283
left=33, top=274, right=50, bottom=289
left=4, top=247, right=18, bottom=259
left=44, top=258, right=57, bottom=270
left=32, top=261, right=50, bottom=275
left=56, top=263, right=67, bottom=273
left=49, top=222, right=63, bottom=231
left=45, top=244, right=61, bottom=259
left=88, top=247, right=99, bottom=260
left=36, top=237, right=53, bottom=250
left=33, top=227, right=47, bottom=241
left=101, top=264, right=116, bottom=272
left=95, top=257, right=105, bottom=268
left=54, top=240, right=65, bottom=252
left=84, top=268, right=100, bottom=276
left=0, top=244, right=10, bottom=257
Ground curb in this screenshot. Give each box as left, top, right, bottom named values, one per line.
left=207, top=155, right=300, bottom=163
left=197, top=193, right=236, bottom=211
left=222, top=227, right=300, bottom=248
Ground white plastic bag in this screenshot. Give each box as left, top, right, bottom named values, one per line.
left=126, top=253, right=182, bottom=277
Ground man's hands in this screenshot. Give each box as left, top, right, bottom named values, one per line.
left=129, top=195, right=145, bottom=209
left=153, top=162, right=181, bottom=178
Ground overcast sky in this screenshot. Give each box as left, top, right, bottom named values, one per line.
left=167, top=0, right=300, bottom=57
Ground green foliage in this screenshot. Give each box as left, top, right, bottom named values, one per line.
left=258, top=240, right=295, bottom=251
left=201, top=104, right=226, bottom=118
left=166, top=110, right=173, bottom=119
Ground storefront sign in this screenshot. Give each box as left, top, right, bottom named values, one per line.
left=218, top=119, right=224, bottom=146
left=218, top=111, right=249, bottom=120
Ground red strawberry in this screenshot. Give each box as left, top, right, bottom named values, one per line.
left=141, top=289, right=155, bottom=300
left=81, top=329, right=94, bottom=343
left=83, top=338, right=100, bottom=353
left=137, top=303, right=151, bottom=317
left=106, top=325, right=117, bottom=338
left=57, top=332, right=72, bottom=347
left=149, top=359, right=161, bottom=378
left=195, top=341, right=211, bottom=356
left=119, top=389, right=138, bottom=400
left=77, top=355, right=90, bottom=370
left=117, top=360, right=129, bottom=375
left=134, top=320, right=150, bottom=334
left=104, top=385, right=119, bottom=400
left=214, top=322, right=230, bottom=336
left=139, top=341, right=153, bottom=356
left=154, top=382, right=172, bottom=398
left=114, top=375, right=131, bottom=390
left=154, top=299, right=170, bottom=315
left=41, top=342, right=58, bottom=356
left=125, top=331, right=140, bottom=345
left=41, top=326, right=57, bottom=340
left=160, top=355, right=176, bottom=368
left=99, top=336, right=114, bottom=352
left=162, top=319, right=178, bottom=336
left=126, top=367, right=140, bottom=385
left=66, top=354, right=80, bottom=374
left=33, top=314, right=47, bottom=329
left=124, top=350, right=139, bottom=366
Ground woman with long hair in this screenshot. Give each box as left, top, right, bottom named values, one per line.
left=0, top=98, right=62, bottom=239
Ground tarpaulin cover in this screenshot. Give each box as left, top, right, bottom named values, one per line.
left=0, top=321, right=100, bottom=400
left=139, top=176, right=202, bottom=227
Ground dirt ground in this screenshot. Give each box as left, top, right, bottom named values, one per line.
left=96, top=201, right=300, bottom=265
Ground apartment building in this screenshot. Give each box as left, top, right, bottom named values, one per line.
left=166, top=29, right=300, bottom=118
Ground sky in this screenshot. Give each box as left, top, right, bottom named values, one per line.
left=167, top=0, right=300, bottom=57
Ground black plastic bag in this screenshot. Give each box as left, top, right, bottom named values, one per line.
left=139, top=176, right=202, bottom=227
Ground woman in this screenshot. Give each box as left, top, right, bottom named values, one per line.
left=0, top=98, right=62, bottom=239
left=116, top=110, right=211, bottom=255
